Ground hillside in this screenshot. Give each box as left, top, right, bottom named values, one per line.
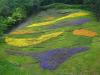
left=0, top=5, right=100, bottom=75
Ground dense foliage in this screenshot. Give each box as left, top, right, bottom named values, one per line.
left=0, top=0, right=41, bottom=35
left=84, top=0, right=100, bottom=21
left=41, top=0, right=84, bottom=5
left=93, top=0, right=100, bottom=21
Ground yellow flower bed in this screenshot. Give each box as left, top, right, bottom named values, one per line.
left=5, top=31, right=63, bottom=47
left=27, top=21, right=54, bottom=27
left=73, top=29, right=97, bottom=37
left=10, top=30, right=35, bottom=35
left=27, top=12, right=90, bottom=27
left=5, top=37, right=33, bottom=47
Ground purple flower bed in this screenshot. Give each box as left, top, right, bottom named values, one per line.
left=6, top=47, right=88, bottom=70
left=36, top=47, right=88, bottom=70
left=48, top=18, right=90, bottom=29
left=70, top=18, right=90, bottom=25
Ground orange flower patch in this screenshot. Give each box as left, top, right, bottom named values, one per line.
left=47, top=16, right=55, bottom=20
left=73, top=29, right=97, bottom=37
left=10, top=30, right=35, bottom=35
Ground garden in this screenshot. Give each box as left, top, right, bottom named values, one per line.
left=0, top=0, right=100, bottom=75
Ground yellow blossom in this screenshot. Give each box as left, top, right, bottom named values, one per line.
left=5, top=31, right=63, bottom=47
left=10, top=30, right=36, bottom=35
left=27, top=12, right=90, bottom=27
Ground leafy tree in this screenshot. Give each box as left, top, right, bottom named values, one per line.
left=93, top=0, right=100, bottom=21
left=0, top=0, right=42, bottom=35
left=84, top=0, right=100, bottom=21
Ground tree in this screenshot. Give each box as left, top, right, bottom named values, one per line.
left=84, top=0, right=100, bottom=21
left=93, top=0, right=100, bottom=21
left=0, top=0, right=42, bottom=36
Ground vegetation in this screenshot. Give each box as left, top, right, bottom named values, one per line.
left=0, top=0, right=100, bottom=75
left=0, top=0, right=41, bottom=35
left=84, top=0, right=100, bottom=21
left=93, top=0, right=100, bottom=21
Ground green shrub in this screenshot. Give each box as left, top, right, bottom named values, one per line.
left=0, top=7, right=27, bottom=36
left=12, top=7, right=26, bottom=21
left=0, top=17, right=8, bottom=35
left=6, top=17, right=16, bottom=25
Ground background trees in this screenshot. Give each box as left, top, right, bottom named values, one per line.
left=83, top=0, right=100, bottom=21
left=93, top=0, right=100, bottom=21
left=0, top=0, right=41, bottom=35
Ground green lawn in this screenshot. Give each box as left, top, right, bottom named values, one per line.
left=0, top=8, right=100, bottom=75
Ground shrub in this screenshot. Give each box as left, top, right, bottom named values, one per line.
left=0, top=17, right=8, bottom=35
left=12, top=7, right=27, bottom=21
left=6, top=17, right=16, bottom=25
left=0, top=0, right=41, bottom=36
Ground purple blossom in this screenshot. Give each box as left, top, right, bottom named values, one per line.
left=36, top=47, right=88, bottom=70
left=70, top=18, right=90, bottom=25
left=48, top=18, right=90, bottom=29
